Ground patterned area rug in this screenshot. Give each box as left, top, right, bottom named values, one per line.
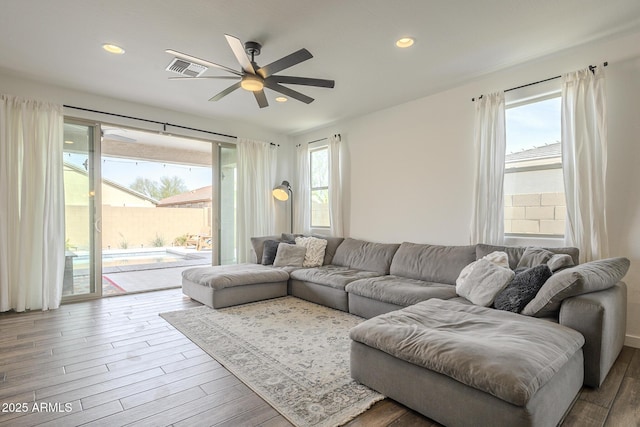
left=160, top=297, right=384, bottom=427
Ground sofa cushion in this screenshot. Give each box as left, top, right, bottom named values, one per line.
left=345, top=276, right=457, bottom=307
left=182, top=263, right=289, bottom=290
left=522, top=257, right=630, bottom=317
left=331, top=238, right=400, bottom=275
left=494, top=264, right=552, bottom=313
left=547, top=253, right=575, bottom=272
left=273, top=243, right=307, bottom=268
left=476, top=244, right=579, bottom=270
left=391, top=242, right=477, bottom=285
left=289, top=265, right=382, bottom=290
left=456, top=259, right=515, bottom=306
left=349, top=299, right=585, bottom=406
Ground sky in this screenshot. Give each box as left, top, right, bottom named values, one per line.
left=505, top=96, right=561, bottom=153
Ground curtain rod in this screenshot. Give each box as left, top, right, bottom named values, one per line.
left=305, top=134, right=341, bottom=145
left=471, top=62, right=608, bottom=102
left=63, top=104, right=279, bottom=146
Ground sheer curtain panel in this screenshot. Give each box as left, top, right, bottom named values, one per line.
left=328, top=134, right=345, bottom=237
left=236, top=138, right=277, bottom=262
left=561, top=67, right=609, bottom=262
left=0, top=95, right=65, bottom=312
left=294, top=143, right=311, bottom=234
left=470, top=92, right=506, bottom=245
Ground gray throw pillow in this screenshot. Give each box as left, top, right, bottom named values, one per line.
left=261, top=240, right=281, bottom=265
left=516, top=247, right=555, bottom=269
left=522, top=257, right=630, bottom=317
left=547, top=253, right=574, bottom=272
left=494, top=264, right=552, bottom=313
left=273, top=243, right=307, bottom=268
left=250, top=235, right=281, bottom=263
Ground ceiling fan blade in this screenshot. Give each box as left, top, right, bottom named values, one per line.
left=166, top=49, right=242, bottom=76
left=264, top=81, right=314, bottom=104
left=268, top=75, right=335, bottom=88
left=257, top=49, right=313, bottom=78
left=169, top=76, right=240, bottom=80
left=224, top=34, right=255, bottom=75
left=253, top=90, right=269, bottom=108
left=209, top=82, right=242, bottom=102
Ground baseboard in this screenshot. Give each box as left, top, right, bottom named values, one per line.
left=625, top=334, right=640, bottom=348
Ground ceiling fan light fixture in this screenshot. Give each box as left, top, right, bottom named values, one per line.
left=240, top=75, right=264, bottom=92
left=395, top=37, right=415, bottom=48
left=275, top=96, right=288, bottom=103
left=102, top=43, right=125, bottom=54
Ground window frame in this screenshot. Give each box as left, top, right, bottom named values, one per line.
left=309, top=142, right=330, bottom=229
left=504, top=87, right=564, bottom=239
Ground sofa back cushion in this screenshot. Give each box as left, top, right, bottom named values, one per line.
left=331, top=238, right=400, bottom=274
left=476, top=244, right=579, bottom=270
left=390, top=242, right=477, bottom=285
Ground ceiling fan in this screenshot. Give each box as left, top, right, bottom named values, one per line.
left=165, top=34, right=335, bottom=108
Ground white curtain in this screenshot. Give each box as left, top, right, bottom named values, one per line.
left=294, top=143, right=311, bottom=234
left=0, top=94, right=65, bottom=312
left=236, top=138, right=277, bottom=262
left=470, top=92, right=506, bottom=245
left=561, top=67, right=609, bottom=262
left=328, top=134, right=345, bottom=237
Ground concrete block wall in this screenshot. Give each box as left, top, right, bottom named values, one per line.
left=504, top=192, right=566, bottom=235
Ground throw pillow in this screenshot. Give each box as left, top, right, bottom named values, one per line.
left=456, top=258, right=515, bottom=307
left=295, top=236, right=328, bottom=267
left=261, top=240, right=281, bottom=265
left=494, top=264, right=553, bottom=313
left=521, top=257, right=630, bottom=317
left=273, top=243, right=307, bottom=268
left=456, top=251, right=509, bottom=289
left=547, top=254, right=575, bottom=273
left=516, top=247, right=555, bottom=269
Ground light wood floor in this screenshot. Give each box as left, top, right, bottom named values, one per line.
left=0, top=288, right=638, bottom=426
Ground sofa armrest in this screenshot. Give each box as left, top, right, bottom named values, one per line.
left=559, top=282, right=627, bottom=387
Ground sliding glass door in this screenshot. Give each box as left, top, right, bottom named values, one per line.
left=62, top=121, right=102, bottom=300
left=62, top=119, right=238, bottom=300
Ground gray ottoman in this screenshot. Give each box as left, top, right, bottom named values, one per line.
left=349, top=299, right=585, bottom=427
left=181, top=263, right=289, bottom=308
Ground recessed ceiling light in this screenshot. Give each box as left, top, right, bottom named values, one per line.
left=275, top=96, right=288, bottom=103
left=102, top=43, right=125, bottom=54
left=395, top=37, right=415, bottom=48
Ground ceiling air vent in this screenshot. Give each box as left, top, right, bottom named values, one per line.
left=165, top=58, right=207, bottom=77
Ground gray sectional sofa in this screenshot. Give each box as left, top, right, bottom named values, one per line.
left=181, top=235, right=630, bottom=427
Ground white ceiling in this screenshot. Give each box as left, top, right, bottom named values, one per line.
left=1, top=0, right=639, bottom=135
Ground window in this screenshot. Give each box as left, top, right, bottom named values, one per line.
left=310, top=145, right=330, bottom=228
left=504, top=93, right=564, bottom=237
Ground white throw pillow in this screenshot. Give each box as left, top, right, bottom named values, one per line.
left=294, top=236, right=328, bottom=267
left=456, top=251, right=509, bottom=289
left=456, top=258, right=515, bottom=307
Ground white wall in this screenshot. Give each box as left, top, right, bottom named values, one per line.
left=292, top=31, right=640, bottom=345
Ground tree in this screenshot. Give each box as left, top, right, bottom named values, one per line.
left=130, top=176, right=187, bottom=200
left=158, top=176, right=188, bottom=199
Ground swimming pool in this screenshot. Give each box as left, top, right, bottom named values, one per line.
left=72, top=248, right=189, bottom=269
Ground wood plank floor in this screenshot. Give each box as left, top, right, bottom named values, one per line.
left=0, top=288, right=638, bottom=427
